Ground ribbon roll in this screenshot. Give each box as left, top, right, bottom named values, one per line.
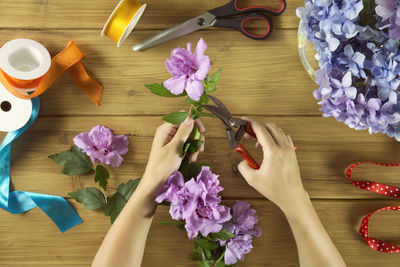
left=0, top=98, right=82, bottom=232
left=102, top=0, right=147, bottom=47
left=346, top=161, right=400, bottom=253
left=0, top=82, right=32, bottom=132
left=0, top=39, right=103, bottom=106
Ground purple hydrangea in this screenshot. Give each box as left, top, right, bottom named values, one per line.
left=376, top=0, right=400, bottom=40
left=73, top=125, right=129, bottom=167
left=156, top=166, right=231, bottom=239
left=297, top=0, right=400, bottom=141
left=219, top=201, right=261, bottom=265
left=163, top=38, right=210, bottom=101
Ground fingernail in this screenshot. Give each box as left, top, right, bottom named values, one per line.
left=184, top=116, right=194, bottom=126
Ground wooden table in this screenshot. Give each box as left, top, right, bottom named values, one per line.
left=1, top=0, right=400, bottom=266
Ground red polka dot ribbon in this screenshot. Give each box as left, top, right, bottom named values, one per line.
left=346, top=161, right=400, bottom=253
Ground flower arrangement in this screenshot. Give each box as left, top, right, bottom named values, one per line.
left=297, top=0, right=400, bottom=140
left=146, top=38, right=261, bottom=266
left=49, top=125, right=140, bottom=223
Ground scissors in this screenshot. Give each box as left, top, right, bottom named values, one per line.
left=202, top=95, right=261, bottom=170
left=133, top=0, right=287, bottom=51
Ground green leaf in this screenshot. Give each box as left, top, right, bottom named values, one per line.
left=68, top=187, right=105, bottom=210
left=156, top=221, right=185, bottom=227
left=145, top=83, right=186, bottom=97
left=192, top=126, right=201, bottom=140
left=196, top=111, right=216, bottom=118
left=117, top=178, right=141, bottom=202
left=182, top=142, right=191, bottom=158
left=215, top=261, right=229, bottom=267
left=179, top=161, right=204, bottom=181
left=360, top=0, right=377, bottom=28
left=190, top=247, right=203, bottom=261
left=203, top=69, right=222, bottom=93
left=197, top=261, right=213, bottom=267
left=49, top=146, right=93, bottom=175
left=210, top=229, right=236, bottom=241
left=194, top=238, right=218, bottom=250
left=188, top=140, right=204, bottom=154
left=94, top=164, right=110, bottom=191
left=104, top=192, right=126, bottom=224
left=204, top=249, right=212, bottom=259
left=162, top=112, right=189, bottom=124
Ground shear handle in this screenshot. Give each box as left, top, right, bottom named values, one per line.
left=234, top=143, right=260, bottom=169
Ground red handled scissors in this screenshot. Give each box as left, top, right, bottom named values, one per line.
left=202, top=95, right=261, bottom=170
left=133, top=0, right=287, bottom=51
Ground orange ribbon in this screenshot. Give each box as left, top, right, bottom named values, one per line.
left=0, top=41, right=103, bottom=106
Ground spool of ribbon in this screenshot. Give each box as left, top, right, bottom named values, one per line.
left=0, top=39, right=103, bottom=106
left=0, top=38, right=102, bottom=232
left=0, top=97, right=82, bottom=232
left=346, top=161, right=400, bottom=253
left=101, top=0, right=147, bottom=47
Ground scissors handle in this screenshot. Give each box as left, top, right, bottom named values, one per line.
left=209, top=0, right=286, bottom=17
left=245, top=123, right=257, bottom=138
left=213, top=13, right=272, bottom=40
left=234, top=143, right=260, bottom=170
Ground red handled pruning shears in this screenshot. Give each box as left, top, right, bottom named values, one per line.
left=202, top=95, right=261, bottom=170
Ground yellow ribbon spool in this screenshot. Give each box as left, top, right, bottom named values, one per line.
left=101, top=0, right=147, bottom=47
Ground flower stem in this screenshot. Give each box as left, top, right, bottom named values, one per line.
left=216, top=251, right=225, bottom=263
left=200, top=248, right=206, bottom=261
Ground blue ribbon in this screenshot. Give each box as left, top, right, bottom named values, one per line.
left=0, top=97, right=82, bottom=232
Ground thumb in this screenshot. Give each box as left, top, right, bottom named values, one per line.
left=171, top=116, right=194, bottom=145
left=238, top=160, right=256, bottom=184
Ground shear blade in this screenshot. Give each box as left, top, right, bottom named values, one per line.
left=133, top=12, right=216, bottom=51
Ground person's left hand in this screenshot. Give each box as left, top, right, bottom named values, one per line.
left=140, top=116, right=206, bottom=196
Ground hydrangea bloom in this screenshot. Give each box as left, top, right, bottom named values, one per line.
left=219, top=201, right=261, bottom=265
left=156, top=166, right=231, bottom=239
left=73, top=125, right=129, bottom=167
left=163, top=38, right=210, bottom=101
left=297, top=0, right=400, bottom=140
left=376, top=0, right=400, bottom=40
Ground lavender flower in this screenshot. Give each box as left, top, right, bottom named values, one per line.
left=376, top=0, right=400, bottom=40
left=219, top=201, right=261, bottom=265
left=156, top=166, right=231, bottom=239
left=73, top=125, right=129, bottom=167
left=163, top=38, right=210, bottom=101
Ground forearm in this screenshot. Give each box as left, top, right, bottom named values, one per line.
left=92, top=176, right=157, bottom=267
left=283, top=193, right=346, bottom=267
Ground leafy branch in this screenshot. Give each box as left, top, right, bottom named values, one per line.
left=49, top=146, right=141, bottom=224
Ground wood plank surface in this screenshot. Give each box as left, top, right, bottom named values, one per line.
left=2, top=0, right=400, bottom=266
left=7, top=116, right=400, bottom=200
left=0, top=0, right=301, bottom=30
left=0, top=28, right=319, bottom=116
left=1, top=200, right=400, bottom=266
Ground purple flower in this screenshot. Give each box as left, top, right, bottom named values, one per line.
left=376, top=0, right=396, bottom=20
left=376, top=0, right=400, bottom=40
left=337, top=44, right=366, bottom=78
left=342, top=0, right=363, bottom=20
left=220, top=201, right=261, bottom=265
left=156, top=166, right=231, bottom=239
left=163, top=38, right=210, bottom=101
left=73, top=125, right=129, bottom=167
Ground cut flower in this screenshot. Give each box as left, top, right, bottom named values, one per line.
left=73, top=125, right=129, bottom=167
left=163, top=38, right=210, bottom=101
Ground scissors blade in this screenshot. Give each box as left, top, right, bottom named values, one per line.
left=201, top=105, right=231, bottom=129
left=133, top=12, right=216, bottom=51
left=208, top=95, right=232, bottom=118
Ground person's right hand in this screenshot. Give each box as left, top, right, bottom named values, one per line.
left=238, top=117, right=309, bottom=214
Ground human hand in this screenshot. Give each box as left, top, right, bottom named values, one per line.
left=140, top=116, right=205, bottom=196
left=237, top=117, right=308, bottom=215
